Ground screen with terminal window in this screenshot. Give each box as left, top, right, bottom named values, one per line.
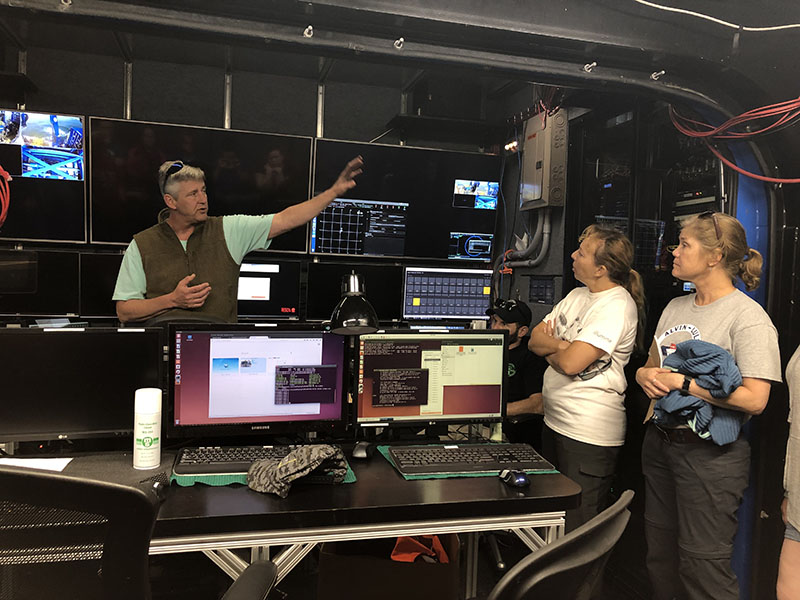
left=356, top=330, right=506, bottom=427
left=169, top=324, right=345, bottom=438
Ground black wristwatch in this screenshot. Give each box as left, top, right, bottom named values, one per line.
left=680, top=375, right=692, bottom=395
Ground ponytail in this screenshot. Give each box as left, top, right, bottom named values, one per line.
left=625, top=268, right=647, bottom=352
left=739, top=248, right=763, bottom=291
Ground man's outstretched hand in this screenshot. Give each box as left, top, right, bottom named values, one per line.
left=171, top=273, right=211, bottom=309
left=330, top=155, right=364, bottom=196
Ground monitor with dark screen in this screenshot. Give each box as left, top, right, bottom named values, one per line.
left=237, top=256, right=301, bottom=319
left=0, top=328, right=162, bottom=442
left=89, top=117, right=312, bottom=251
left=403, top=266, right=492, bottom=321
left=311, top=139, right=501, bottom=261
left=0, top=108, right=86, bottom=242
left=0, top=250, right=79, bottom=316
left=0, top=249, right=37, bottom=294
left=80, top=252, right=124, bottom=317
left=168, top=324, right=346, bottom=438
left=356, top=330, right=506, bottom=427
left=305, top=262, right=403, bottom=322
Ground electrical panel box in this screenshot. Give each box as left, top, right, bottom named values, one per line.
left=519, top=109, right=568, bottom=210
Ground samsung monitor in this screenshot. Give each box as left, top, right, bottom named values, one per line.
left=403, top=266, right=492, bottom=321
left=311, top=139, right=501, bottom=261
left=237, top=256, right=301, bottom=319
left=89, top=117, right=312, bottom=252
left=168, top=324, right=346, bottom=439
left=306, top=261, right=403, bottom=322
left=0, top=249, right=79, bottom=316
left=0, top=328, right=162, bottom=442
left=0, top=108, right=86, bottom=242
left=356, top=330, right=507, bottom=427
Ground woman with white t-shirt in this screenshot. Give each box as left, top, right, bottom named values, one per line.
left=635, top=212, right=780, bottom=600
left=529, top=224, right=645, bottom=531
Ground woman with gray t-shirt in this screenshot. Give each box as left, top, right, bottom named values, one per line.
left=635, top=212, right=781, bottom=600
left=778, top=343, right=800, bottom=600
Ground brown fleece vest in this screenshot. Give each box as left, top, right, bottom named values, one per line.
left=134, top=216, right=240, bottom=322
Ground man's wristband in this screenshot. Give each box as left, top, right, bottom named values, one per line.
left=680, top=375, right=692, bottom=395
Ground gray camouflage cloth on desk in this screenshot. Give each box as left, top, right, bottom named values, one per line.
left=247, top=444, right=347, bottom=498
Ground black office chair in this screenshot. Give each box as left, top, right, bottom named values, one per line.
left=0, top=465, right=277, bottom=600
left=487, top=489, right=634, bottom=600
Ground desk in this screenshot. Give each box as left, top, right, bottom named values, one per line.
left=62, top=451, right=581, bottom=598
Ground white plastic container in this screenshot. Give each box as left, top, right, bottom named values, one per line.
left=133, top=387, right=162, bottom=470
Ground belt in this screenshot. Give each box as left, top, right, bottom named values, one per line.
left=652, top=423, right=711, bottom=444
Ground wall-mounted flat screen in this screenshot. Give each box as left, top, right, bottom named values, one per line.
left=311, top=139, right=501, bottom=261
left=89, top=118, right=312, bottom=251
left=0, top=250, right=79, bottom=316
left=237, top=255, right=301, bottom=319
left=0, top=109, right=86, bottom=242
left=305, top=261, right=403, bottom=322
left=79, top=252, right=124, bottom=318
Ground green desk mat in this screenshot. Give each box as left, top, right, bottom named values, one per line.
left=171, top=463, right=357, bottom=487
left=377, top=444, right=560, bottom=481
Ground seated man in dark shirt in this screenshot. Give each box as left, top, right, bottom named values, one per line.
left=487, top=298, right=547, bottom=450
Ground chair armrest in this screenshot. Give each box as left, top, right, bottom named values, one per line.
left=220, top=560, right=278, bottom=600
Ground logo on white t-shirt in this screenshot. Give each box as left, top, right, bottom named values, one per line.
left=655, top=323, right=701, bottom=361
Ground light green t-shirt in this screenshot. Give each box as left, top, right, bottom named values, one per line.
left=112, top=214, right=274, bottom=301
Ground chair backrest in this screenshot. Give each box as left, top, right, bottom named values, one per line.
left=0, top=465, right=160, bottom=600
left=487, top=489, right=635, bottom=600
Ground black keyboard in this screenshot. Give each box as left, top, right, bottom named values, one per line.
left=173, top=445, right=297, bottom=475
left=387, top=443, right=555, bottom=477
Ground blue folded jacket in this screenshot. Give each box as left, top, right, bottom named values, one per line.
left=653, top=339, right=743, bottom=446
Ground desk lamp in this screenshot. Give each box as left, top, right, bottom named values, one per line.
left=329, top=272, right=379, bottom=335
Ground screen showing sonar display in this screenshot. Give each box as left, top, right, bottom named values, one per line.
left=356, top=330, right=507, bottom=426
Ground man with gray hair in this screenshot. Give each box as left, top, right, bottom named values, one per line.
left=113, top=156, right=363, bottom=323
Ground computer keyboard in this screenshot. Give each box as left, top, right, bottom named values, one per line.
left=173, top=445, right=297, bottom=475
left=386, top=443, right=555, bottom=477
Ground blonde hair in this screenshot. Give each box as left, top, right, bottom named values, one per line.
left=680, top=212, right=762, bottom=291
left=158, top=160, right=205, bottom=197
left=580, top=224, right=647, bottom=351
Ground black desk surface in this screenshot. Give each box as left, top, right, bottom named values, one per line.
left=61, top=450, right=581, bottom=539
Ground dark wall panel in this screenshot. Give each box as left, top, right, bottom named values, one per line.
left=132, top=60, right=225, bottom=127
left=232, top=71, right=317, bottom=136
left=24, top=47, right=122, bottom=118
left=323, top=81, right=398, bottom=142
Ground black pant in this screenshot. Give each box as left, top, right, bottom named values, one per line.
left=541, top=424, right=620, bottom=532
left=642, top=424, right=750, bottom=600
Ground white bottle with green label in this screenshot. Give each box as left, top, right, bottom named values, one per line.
left=133, top=387, right=162, bottom=470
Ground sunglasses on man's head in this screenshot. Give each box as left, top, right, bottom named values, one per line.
left=698, top=210, right=722, bottom=241
left=164, top=161, right=185, bottom=182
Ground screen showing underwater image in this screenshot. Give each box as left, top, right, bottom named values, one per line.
left=0, top=110, right=84, bottom=181
left=452, top=179, right=499, bottom=210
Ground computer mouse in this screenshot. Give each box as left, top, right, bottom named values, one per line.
left=352, top=441, right=375, bottom=459
left=499, top=469, right=530, bottom=488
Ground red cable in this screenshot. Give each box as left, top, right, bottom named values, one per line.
left=704, top=141, right=800, bottom=184
left=669, top=100, right=800, bottom=184
left=0, top=164, right=10, bottom=228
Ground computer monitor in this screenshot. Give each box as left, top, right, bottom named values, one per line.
left=306, top=261, right=403, bottom=322
left=311, top=139, right=501, bottom=261
left=237, top=256, right=301, bottom=319
left=0, top=250, right=80, bottom=316
left=89, top=117, right=312, bottom=252
left=0, top=328, right=162, bottom=442
left=79, top=252, right=124, bottom=317
left=168, top=324, right=346, bottom=439
left=356, top=330, right=507, bottom=427
left=0, top=108, right=86, bottom=242
left=403, top=266, right=492, bottom=321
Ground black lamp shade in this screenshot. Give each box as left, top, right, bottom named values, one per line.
left=329, top=273, right=379, bottom=335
